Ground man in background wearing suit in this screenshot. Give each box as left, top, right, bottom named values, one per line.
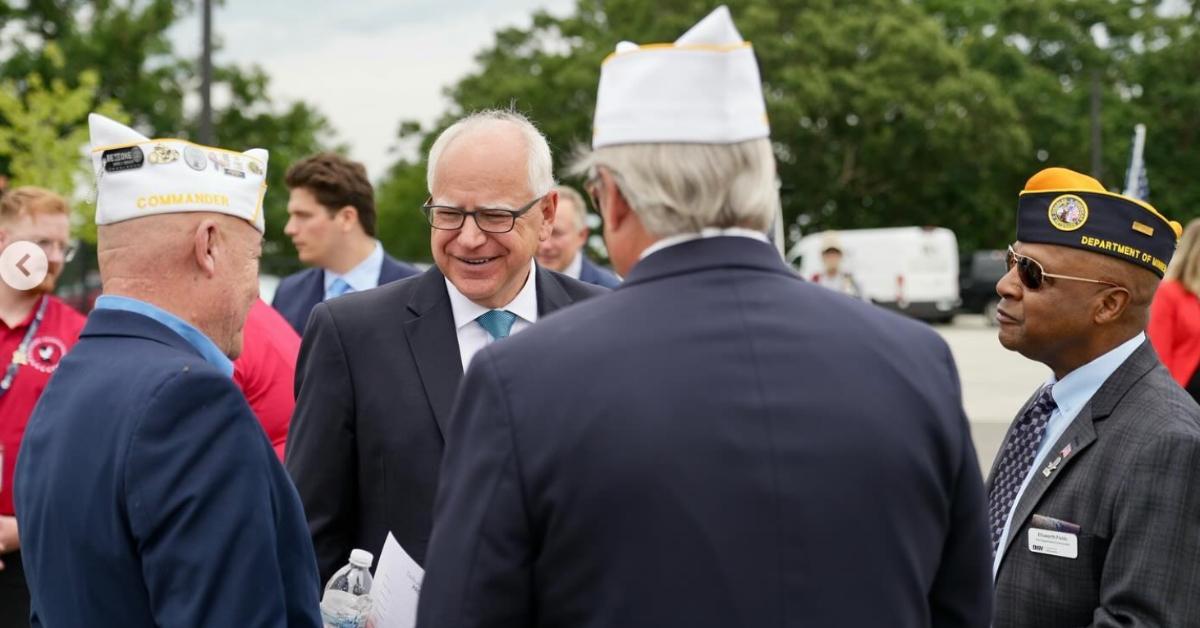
left=286, top=109, right=607, bottom=584
left=15, top=114, right=320, bottom=627
left=989, top=167, right=1200, bottom=627
left=272, top=152, right=418, bottom=334
left=416, top=7, right=992, bottom=628
left=537, top=184, right=620, bottom=288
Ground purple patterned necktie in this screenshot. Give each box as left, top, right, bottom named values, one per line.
left=987, top=385, right=1057, bottom=554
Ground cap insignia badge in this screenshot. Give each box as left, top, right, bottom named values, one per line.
left=148, top=144, right=180, bottom=165
left=1048, top=194, right=1089, bottom=232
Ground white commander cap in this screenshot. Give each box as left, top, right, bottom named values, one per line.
left=592, top=5, right=770, bottom=148
left=88, top=113, right=269, bottom=233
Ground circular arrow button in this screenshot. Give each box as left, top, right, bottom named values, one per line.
left=0, top=241, right=49, bottom=291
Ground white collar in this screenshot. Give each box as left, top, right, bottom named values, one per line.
left=563, top=251, right=584, bottom=280
left=639, top=227, right=770, bottom=261
left=445, top=259, right=539, bottom=330
left=324, top=240, right=384, bottom=292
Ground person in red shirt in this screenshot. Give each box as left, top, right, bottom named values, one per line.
left=233, top=298, right=301, bottom=461
left=0, top=187, right=85, bottom=626
left=1149, top=218, right=1200, bottom=399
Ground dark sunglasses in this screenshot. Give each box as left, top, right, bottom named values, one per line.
left=1006, top=245, right=1122, bottom=291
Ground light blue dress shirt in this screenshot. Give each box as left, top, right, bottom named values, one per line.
left=94, top=295, right=235, bottom=378
left=992, top=331, right=1146, bottom=577
left=323, top=240, right=384, bottom=300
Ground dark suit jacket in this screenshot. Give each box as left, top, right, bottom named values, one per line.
left=991, top=342, right=1200, bottom=628
left=579, top=257, right=621, bottom=288
left=417, top=237, right=993, bottom=628
left=285, top=265, right=607, bottom=584
left=15, top=309, right=320, bottom=628
left=271, top=253, right=419, bottom=335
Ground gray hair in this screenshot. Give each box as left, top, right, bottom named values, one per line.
left=426, top=109, right=555, bottom=198
left=568, top=138, right=779, bottom=237
left=553, top=184, right=588, bottom=231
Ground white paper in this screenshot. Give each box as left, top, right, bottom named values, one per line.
left=367, top=533, right=424, bottom=628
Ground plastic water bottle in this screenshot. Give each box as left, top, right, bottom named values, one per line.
left=320, top=549, right=374, bottom=628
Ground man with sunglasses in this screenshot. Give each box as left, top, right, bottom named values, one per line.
left=0, top=186, right=84, bottom=627
left=990, top=167, right=1200, bottom=627
left=286, top=109, right=606, bottom=584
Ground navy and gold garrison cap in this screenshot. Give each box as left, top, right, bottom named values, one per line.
left=1016, top=167, right=1182, bottom=278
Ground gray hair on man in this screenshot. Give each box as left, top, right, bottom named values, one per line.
left=569, top=138, right=779, bottom=237
left=427, top=109, right=556, bottom=198
left=553, top=184, right=589, bottom=231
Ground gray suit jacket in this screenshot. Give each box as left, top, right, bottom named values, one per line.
left=990, top=341, right=1200, bottom=627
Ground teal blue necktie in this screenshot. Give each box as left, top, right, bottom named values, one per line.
left=476, top=309, right=518, bottom=340
left=326, top=278, right=353, bottom=301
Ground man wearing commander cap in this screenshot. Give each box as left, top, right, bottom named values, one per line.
left=416, top=7, right=991, bottom=627
left=989, top=167, right=1200, bottom=627
left=14, top=114, right=321, bottom=627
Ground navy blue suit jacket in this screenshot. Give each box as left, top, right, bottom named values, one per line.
left=272, top=253, right=419, bottom=335
left=578, top=257, right=621, bottom=288
left=286, top=265, right=608, bottom=586
left=417, top=237, right=992, bottom=628
left=15, top=309, right=321, bottom=628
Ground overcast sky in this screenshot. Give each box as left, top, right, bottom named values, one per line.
left=172, top=0, right=575, bottom=180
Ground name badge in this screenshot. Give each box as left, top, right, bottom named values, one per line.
left=1028, top=528, right=1078, bottom=559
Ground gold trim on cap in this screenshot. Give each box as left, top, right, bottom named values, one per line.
left=91, top=138, right=265, bottom=168
left=1019, top=187, right=1176, bottom=237
left=602, top=42, right=753, bottom=65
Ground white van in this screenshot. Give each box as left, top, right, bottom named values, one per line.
left=790, top=227, right=961, bottom=322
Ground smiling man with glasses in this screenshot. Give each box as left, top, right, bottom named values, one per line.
left=0, top=186, right=85, bottom=628
left=286, top=109, right=607, bottom=584
left=989, top=167, right=1200, bottom=628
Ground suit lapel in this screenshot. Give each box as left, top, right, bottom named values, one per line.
left=535, top=265, right=573, bottom=316
left=299, top=270, right=325, bottom=325
left=995, top=409, right=1098, bottom=569
left=994, top=341, right=1159, bottom=570
left=403, top=268, right=462, bottom=439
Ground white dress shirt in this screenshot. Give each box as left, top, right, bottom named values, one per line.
left=639, top=227, right=771, bottom=261
left=563, top=252, right=584, bottom=280
left=323, top=241, right=384, bottom=298
left=445, top=259, right=539, bottom=370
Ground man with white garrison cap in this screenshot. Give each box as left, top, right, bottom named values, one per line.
left=417, top=7, right=993, bottom=627
left=14, top=114, right=321, bottom=627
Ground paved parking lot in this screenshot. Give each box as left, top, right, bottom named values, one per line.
left=935, top=314, right=1050, bottom=471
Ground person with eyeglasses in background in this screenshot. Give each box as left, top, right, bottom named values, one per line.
left=0, top=186, right=85, bottom=628
left=989, top=167, right=1200, bottom=628
left=1148, top=218, right=1200, bottom=402
left=285, top=109, right=607, bottom=585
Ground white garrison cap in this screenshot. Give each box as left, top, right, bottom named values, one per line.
left=88, top=113, right=269, bottom=232
left=592, top=5, right=770, bottom=148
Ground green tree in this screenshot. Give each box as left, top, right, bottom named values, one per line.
left=377, top=0, right=1034, bottom=253
left=0, top=45, right=125, bottom=243
left=0, top=0, right=340, bottom=267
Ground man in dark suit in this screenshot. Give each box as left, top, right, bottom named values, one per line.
left=416, top=8, right=992, bottom=628
left=989, top=167, right=1200, bottom=627
left=272, top=152, right=418, bottom=334
left=286, top=110, right=606, bottom=584
left=537, top=184, right=620, bottom=288
left=15, top=114, right=320, bottom=626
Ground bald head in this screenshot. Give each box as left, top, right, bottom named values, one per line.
left=99, top=211, right=263, bottom=358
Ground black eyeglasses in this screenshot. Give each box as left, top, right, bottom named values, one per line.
left=1006, top=245, right=1122, bottom=291
left=421, top=195, right=545, bottom=234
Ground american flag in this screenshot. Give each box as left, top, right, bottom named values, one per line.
left=1123, top=124, right=1149, bottom=201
